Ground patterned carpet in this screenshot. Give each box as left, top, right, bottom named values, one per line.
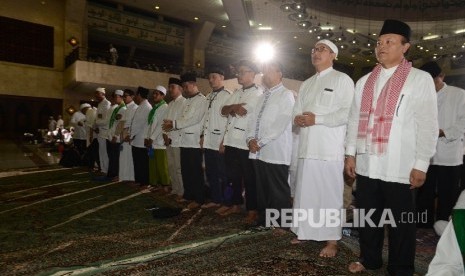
left=0, top=167, right=436, bottom=275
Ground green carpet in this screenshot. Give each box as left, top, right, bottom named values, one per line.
left=0, top=167, right=434, bottom=275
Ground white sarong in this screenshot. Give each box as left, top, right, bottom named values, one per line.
left=119, top=142, right=134, bottom=181
left=291, top=158, right=344, bottom=241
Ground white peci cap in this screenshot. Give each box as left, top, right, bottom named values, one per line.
left=316, top=39, right=338, bottom=58
left=96, top=87, right=106, bottom=94
left=114, top=89, right=124, bottom=96
left=80, top=103, right=91, bottom=110
left=155, top=85, right=167, bottom=95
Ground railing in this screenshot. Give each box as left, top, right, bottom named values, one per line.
left=64, top=47, right=310, bottom=80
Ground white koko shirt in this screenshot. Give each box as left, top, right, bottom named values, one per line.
left=432, top=83, right=465, bottom=166
left=247, top=83, right=295, bottom=165
left=223, top=85, right=263, bottom=150
left=202, top=88, right=231, bottom=151
left=292, top=67, right=355, bottom=161
left=164, top=95, right=186, bottom=148
left=346, top=67, right=438, bottom=184
left=174, top=93, right=207, bottom=149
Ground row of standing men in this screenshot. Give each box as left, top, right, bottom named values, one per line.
left=68, top=18, right=465, bottom=276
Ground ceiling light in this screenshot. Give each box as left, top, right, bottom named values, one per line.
left=254, top=43, right=275, bottom=63
left=280, top=4, right=292, bottom=12
left=367, top=59, right=370, bottom=62
left=423, top=35, right=439, bottom=40
left=298, top=21, right=311, bottom=29
left=194, top=17, right=199, bottom=20
left=372, top=33, right=377, bottom=36
left=350, top=62, right=353, bottom=65
left=455, top=29, right=465, bottom=34
left=452, top=54, right=457, bottom=58
left=433, top=56, right=437, bottom=59
left=294, top=36, right=298, bottom=39
left=347, top=29, right=355, bottom=34
left=222, top=25, right=226, bottom=28
left=439, top=46, right=444, bottom=50
left=299, top=47, right=302, bottom=50
left=258, top=23, right=262, bottom=26
left=320, top=26, right=334, bottom=31
left=258, top=26, right=272, bottom=30
left=154, top=5, right=160, bottom=10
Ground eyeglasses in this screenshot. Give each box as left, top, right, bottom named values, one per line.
left=236, top=70, right=253, bottom=76
left=311, top=46, right=330, bottom=54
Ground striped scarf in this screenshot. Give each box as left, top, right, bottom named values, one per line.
left=357, top=58, right=412, bottom=155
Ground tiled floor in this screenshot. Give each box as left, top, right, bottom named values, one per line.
left=0, top=139, right=60, bottom=172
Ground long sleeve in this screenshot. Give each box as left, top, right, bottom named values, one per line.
left=444, top=89, right=465, bottom=141
left=175, top=96, right=207, bottom=130
left=412, top=76, right=438, bottom=172
left=258, top=92, right=295, bottom=147
left=149, top=104, right=168, bottom=141
left=345, top=78, right=364, bottom=156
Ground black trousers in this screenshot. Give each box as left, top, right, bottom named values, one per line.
left=224, top=146, right=257, bottom=210
left=106, top=140, right=121, bottom=178
left=254, top=160, right=291, bottom=226
left=417, top=165, right=461, bottom=226
left=132, top=146, right=149, bottom=185
left=73, top=139, right=87, bottom=157
left=356, top=175, right=416, bottom=276
left=180, top=147, right=205, bottom=204
left=204, top=149, right=227, bottom=204
left=87, top=138, right=100, bottom=170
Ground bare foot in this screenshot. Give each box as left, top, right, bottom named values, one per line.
left=272, top=228, right=288, bottom=236
left=290, top=237, right=307, bottom=245
left=348, top=261, right=366, bottom=273
left=319, top=241, right=338, bottom=258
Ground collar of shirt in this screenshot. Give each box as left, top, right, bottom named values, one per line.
left=185, top=92, right=200, bottom=99
left=437, top=83, right=448, bottom=95
left=242, top=84, right=256, bottom=91
left=316, top=67, right=334, bottom=79
left=212, top=86, right=224, bottom=93
left=380, top=65, right=398, bottom=78
left=264, top=82, right=284, bottom=95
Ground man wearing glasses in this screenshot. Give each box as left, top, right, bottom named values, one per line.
left=220, top=60, right=263, bottom=223
left=291, top=40, right=354, bottom=258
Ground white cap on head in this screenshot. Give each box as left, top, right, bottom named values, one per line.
left=114, top=89, right=124, bottom=96
left=316, top=39, right=338, bottom=58
left=155, top=85, right=167, bottom=95
left=80, top=103, right=91, bottom=110
left=96, top=87, right=106, bottom=94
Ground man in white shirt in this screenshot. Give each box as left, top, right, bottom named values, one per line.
left=417, top=61, right=465, bottom=228
left=146, top=85, right=169, bottom=189
left=70, top=103, right=90, bottom=156
left=119, top=89, right=138, bottom=182
left=130, top=87, right=152, bottom=187
left=106, top=90, right=126, bottom=180
left=56, top=115, right=64, bottom=129
left=345, top=20, right=438, bottom=275
left=163, top=73, right=207, bottom=209
left=201, top=68, right=231, bottom=209
left=291, top=39, right=355, bottom=258
left=220, top=60, right=263, bottom=222
left=163, top=78, right=185, bottom=200
left=93, top=87, right=111, bottom=174
left=247, top=61, right=295, bottom=228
